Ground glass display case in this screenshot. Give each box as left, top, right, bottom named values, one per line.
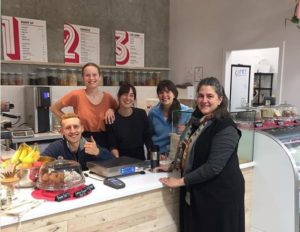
left=231, top=110, right=255, bottom=164
left=169, top=110, right=255, bottom=164
left=251, top=125, right=300, bottom=232
left=265, top=126, right=300, bottom=170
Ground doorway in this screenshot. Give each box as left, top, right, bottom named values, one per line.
left=224, top=47, right=280, bottom=112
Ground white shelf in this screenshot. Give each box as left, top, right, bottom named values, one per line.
left=1, top=60, right=170, bottom=71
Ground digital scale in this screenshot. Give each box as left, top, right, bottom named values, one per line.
left=8, top=126, right=34, bottom=139
left=87, top=156, right=150, bottom=177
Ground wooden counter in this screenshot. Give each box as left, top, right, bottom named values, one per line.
left=1, top=166, right=253, bottom=232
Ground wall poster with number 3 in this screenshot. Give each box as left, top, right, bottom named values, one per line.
left=115, top=30, right=144, bottom=67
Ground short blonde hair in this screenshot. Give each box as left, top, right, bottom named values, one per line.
left=60, top=112, right=81, bottom=125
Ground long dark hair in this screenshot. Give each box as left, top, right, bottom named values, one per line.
left=195, top=77, right=230, bottom=119
left=156, top=80, right=181, bottom=124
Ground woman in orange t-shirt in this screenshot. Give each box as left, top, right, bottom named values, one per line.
left=51, top=63, right=118, bottom=148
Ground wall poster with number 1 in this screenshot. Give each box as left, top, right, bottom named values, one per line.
left=64, top=23, right=100, bottom=64
left=1, top=15, right=48, bottom=62
left=115, top=30, right=144, bottom=67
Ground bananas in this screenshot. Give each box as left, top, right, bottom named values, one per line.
left=22, top=144, right=40, bottom=164
left=19, top=143, right=33, bottom=162
left=9, top=143, right=40, bottom=169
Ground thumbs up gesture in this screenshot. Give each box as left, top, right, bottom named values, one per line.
left=84, top=136, right=100, bottom=156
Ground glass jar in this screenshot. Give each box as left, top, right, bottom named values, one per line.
left=145, top=72, right=151, bottom=86
left=15, top=72, right=23, bottom=85
left=119, top=70, right=126, bottom=86
left=140, top=71, right=147, bottom=85
left=148, top=72, right=155, bottom=86
left=8, top=73, right=16, bottom=85
left=67, top=69, right=77, bottom=86
left=126, top=71, right=135, bottom=85
left=111, top=70, right=119, bottom=86
left=76, top=69, right=83, bottom=86
left=28, top=73, right=37, bottom=85
left=135, top=71, right=141, bottom=85
left=47, top=68, right=58, bottom=86
left=1, top=72, right=9, bottom=85
left=155, top=72, right=161, bottom=85
left=37, top=67, right=48, bottom=85
left=58, top=68, right=67, bottom=86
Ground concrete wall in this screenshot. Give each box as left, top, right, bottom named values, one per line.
left=1, top=0, right=169, bottom=126
left=169, top=0, right=300, bottom=109
left=1, top=0, right=170, bottom=67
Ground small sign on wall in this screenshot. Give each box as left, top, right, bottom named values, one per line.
left=1, top=15, right=48, bottom=62
left=194, top=66, right=203, bottom=82
left=115, top=30, right=144, bottom=67
left=64, top=23, right=100, bottom=64
left=229, top=64, right=251, bottom=112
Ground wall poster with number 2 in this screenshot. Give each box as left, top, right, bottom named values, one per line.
left=64, top=23, right=100, bottom=64
left=115, top=30, right=144, bottom=67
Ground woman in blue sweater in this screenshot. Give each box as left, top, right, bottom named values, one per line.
left=148, top=80, right=191, bottom=156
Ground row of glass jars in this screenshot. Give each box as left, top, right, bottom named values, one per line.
left=1, top=72, right=24, bottom=85
left=103, top=70, right=161, bottom=86
left=1, top=68, right=163, bottom=86
left=30, top=67, right=81, bottom=86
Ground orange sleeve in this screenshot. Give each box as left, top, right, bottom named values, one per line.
left=59, top=89, right=80, bottom=108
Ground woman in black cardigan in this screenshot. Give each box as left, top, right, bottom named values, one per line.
left=158, top=77, right=245, bottom=232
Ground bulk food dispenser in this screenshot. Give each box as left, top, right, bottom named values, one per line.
left=24, top=86, right=52, bottom=133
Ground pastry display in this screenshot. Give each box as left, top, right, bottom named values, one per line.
left=36, top=157, right=85, bottom=191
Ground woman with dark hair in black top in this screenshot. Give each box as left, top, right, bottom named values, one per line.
left=106, top=83, right=153, bottom=160
left=157, top=77, right=245, bottom=232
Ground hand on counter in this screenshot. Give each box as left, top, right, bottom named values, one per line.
left=159, top=177, right=185, bottom=188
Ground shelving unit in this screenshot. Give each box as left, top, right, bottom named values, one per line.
left=252, top=72, right=273, bottom=106
left=1, top=60, right=170, bottom=71
left=1, top=60, right=170, bottom=86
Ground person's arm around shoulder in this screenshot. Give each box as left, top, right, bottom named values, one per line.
left=104, top=92, right=118, bottom=124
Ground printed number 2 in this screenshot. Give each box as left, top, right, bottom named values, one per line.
left=64, top=24, right=79, bottom=63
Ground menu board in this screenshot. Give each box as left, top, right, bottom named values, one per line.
left=229, top=64, right=251, bottom=112
left=115, top=30, right=144, bottom=67
left=64, top=23, right=100, bottom=64
left=1, top=16, right=48, bottom=62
